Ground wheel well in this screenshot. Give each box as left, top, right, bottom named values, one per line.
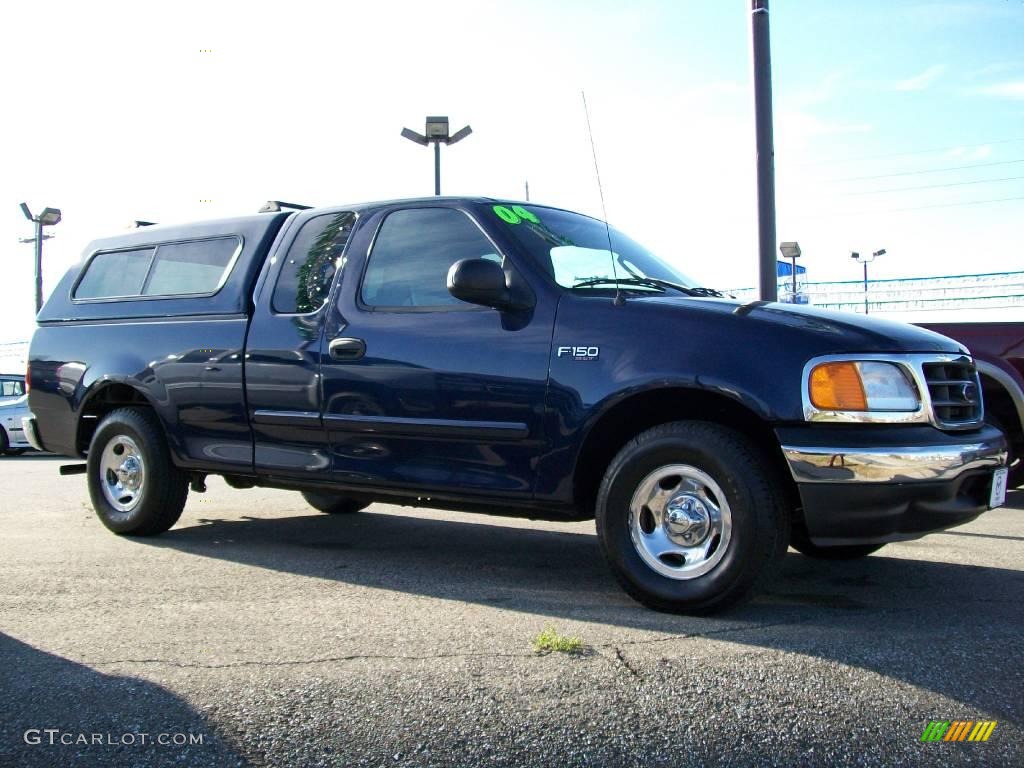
left=77, top=383, right=153, bottom=454
left=572, top=388, right=795, bottom=518
left=980, top=373, right=1023, bottom=449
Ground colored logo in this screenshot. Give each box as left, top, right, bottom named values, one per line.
left=920, top=720, right=997, bottom=742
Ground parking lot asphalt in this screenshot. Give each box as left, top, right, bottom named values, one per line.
left=0, top=454, right=1021, bottom=767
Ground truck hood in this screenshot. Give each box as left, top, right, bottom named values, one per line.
left=644, top=295, right=967, bottom=355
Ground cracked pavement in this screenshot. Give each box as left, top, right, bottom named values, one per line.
left=1, top=455, right=1022, bottom=767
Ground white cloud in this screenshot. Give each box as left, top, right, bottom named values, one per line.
left=786, top=70, right=849, bottom=108
left=778, top=110, right=874, bottom=141
left=893, top=64, right=946, bottom=91
left=976, top=81, right=1024, bottom=99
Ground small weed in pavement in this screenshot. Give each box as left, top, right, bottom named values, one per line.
left=532, top=626, right=584, bottom=655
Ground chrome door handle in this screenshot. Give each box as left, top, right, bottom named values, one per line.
left=329, top=337, right=366, bottom=361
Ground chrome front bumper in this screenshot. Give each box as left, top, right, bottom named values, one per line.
left=781, top=433, right=1007, bottom=484
left=22, top=416, right=44, bottom=451
left=776, top=424, right=1008, bottom=546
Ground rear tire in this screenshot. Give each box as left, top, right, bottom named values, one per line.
left=301, top=491, right=369, bottom=515
left=790, top=527, right=884, bottom=560
left=87, top=408, right=189, bottom=536
left=0, top=428, right=8, bottom=455
left=596, top=421, right=788, bottom=614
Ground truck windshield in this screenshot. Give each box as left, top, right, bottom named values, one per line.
left=485, top=204, right=700, bottom=294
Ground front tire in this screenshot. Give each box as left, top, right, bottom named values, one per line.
left=301, top=491, right=369, bottom=515
left=87, top=408, right=189, bottom=535
left=596, top=421, right=788, bottom=614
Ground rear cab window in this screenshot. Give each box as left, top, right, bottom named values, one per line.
left=73, top=237, right=241, bottom=300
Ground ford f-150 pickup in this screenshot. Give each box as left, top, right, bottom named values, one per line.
left=25, top=197, right=1009, bottom=613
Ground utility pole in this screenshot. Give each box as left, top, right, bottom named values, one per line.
left=751, top=0, right=778, bottom=302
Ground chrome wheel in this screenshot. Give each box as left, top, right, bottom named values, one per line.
left=98, top=434, right=146, bottom=514
left=628, top=463, right=732, bottom=580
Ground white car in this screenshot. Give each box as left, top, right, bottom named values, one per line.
left=0, top=395, right=33, bottom=455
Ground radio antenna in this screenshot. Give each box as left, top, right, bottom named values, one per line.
left=581, top=90, right=624, bottom=306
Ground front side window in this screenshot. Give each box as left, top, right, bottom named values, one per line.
left=361, top=208, right=500, bottom=308
left=272, top=212, right=356, bottom=314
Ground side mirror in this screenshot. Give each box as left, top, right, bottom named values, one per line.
left=447, top=258, right=512, bottom=309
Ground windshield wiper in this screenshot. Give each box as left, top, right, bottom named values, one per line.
left=571, top=276, right=693, bottom=294
left=686, top=286, right=727, bottom=298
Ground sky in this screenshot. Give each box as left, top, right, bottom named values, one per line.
left=1, top=0, right=1022, bottom=351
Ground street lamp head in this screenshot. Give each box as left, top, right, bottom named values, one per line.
left=448, top=125, right=473, bottom=145
left=39, top=207, right=62, bottom=226
left=873, top=248, right=886, bottom=258
left=779, top=241, right=801, bottom=259
left=850, top=251, right=860, bottom=260
left=400, top=127, right=429, bottom=146
left=20, top=202, right=33, bottom=221
left=424, top=116, right=450, bottom=140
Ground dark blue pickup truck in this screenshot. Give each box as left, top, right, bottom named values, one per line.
left=25, top=197, right=1009, bottom=612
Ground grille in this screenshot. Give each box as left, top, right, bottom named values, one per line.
left=922, top=357, right=983, bottom=428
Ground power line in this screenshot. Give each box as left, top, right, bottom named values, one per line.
left=804, top=194, right=1024, bottom=220
left=835, top=158, right=1024, bottom=182
left=867, top=195, right=1024, bottom=214
left=843, top=175, right=1024, bottom=196
left=798, top=136, right=1024, bottom=167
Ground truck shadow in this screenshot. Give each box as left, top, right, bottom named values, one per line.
left=144, top=492, right=1024, bottom=722
left=0, top=631, right=249, bottom=768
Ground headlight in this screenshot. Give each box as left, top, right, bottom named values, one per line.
left=809, top=361, right=920, bottom=412
left=803, top=353, right=983, bottom=428
left=805, top=360, right=922, bottom=424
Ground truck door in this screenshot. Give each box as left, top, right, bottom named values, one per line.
left=320, top=205, right=554, bottom=500
left=245, top=211, right=356, bottom=477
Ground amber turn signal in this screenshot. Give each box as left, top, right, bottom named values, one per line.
left=809, top=362, right=868, bottom=411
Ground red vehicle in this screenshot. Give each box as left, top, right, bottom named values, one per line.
left=918, top=322, right=1023, bottom=488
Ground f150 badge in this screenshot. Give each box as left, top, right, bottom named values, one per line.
left=557, top=346, right=600, bottom=361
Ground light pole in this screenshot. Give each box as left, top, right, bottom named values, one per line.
left=400, top=116, right=472, bottom=195
left=779, top=241, right=801, bottom=301
left=750, top=0, right=778, bottom=303
left=19, top=203, right=62, bottom=314
left=851, top=248, right=886, bottom=314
